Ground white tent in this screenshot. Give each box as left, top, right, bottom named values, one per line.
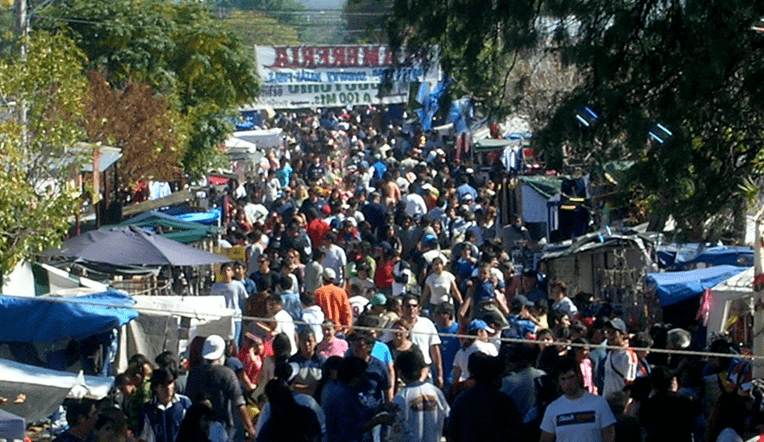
left=232, top=128, right=283, bottom=149
left=116, top=296, right=235, bottom=373
left=0, top=359, right=113, bottom=423
left=707, top=267, right=753, bottom=340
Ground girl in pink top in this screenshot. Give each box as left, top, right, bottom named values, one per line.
left=317, top=319, right=349, bottom=358
left=572, top=338, right=598, bottom=395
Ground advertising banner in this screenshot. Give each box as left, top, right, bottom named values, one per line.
left=252, top=45, right=440, bottom=109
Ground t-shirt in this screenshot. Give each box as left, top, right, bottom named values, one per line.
left=553, top=297, right=579, bottom=318
left=715, top=428, right=743, bottom=442
left=185, top=364, right=246, bottom=432
left=409, top=317, right=441, bottom=365
left=390, top=381, right=450, bottom=442
left=273, top=309, right=297, bottom=356
left=436, top=322, right=460, bottom=386
left=452, top=340, right=498, bottom=382
left=349, top=295, right=370, bottom=319
left=424, top=271, right=457, bottom=305
left=358, top=356, right=391, bottom=410
left=210, top=280, right=247, bottom=317
left=540, top=392, right=616, bottom=442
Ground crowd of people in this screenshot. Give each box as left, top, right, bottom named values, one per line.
left=54, top=106, right=763, bottom=442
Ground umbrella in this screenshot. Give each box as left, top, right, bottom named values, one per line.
left=44, top=225, right=231, bottom=266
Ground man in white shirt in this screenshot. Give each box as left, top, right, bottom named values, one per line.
left=403, top=190, right=428, bottom=218
left=400, top=294, right=444, bottom=387
left=540, top=358, right=616, bottom=442
left=265, top=294, right=297, bottom=356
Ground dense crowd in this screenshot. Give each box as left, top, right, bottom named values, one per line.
left=54, top=106, right=761, bottom=442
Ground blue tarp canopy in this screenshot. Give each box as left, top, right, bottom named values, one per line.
left=645, top=265, right=747, bottom=307
left=656, top=244, right=753, bottom=270
left=176, top=207, right=221, bottom=225
left=0, top=290, right=138, bottom=342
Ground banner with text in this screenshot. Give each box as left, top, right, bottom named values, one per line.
left=252, top=45, right=440, bottom=109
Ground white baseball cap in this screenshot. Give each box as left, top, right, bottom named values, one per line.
left=202, top=335, right=226, bottom=361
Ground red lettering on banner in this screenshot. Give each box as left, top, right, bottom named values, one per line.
left=364, top=46, right=379, bottom=67
left=302, top=47, right=315, bottom=68
left=273, top=47, right=289, bottom=68
left=291, top=47, right=300, bottom=67
left=332, top=47, right=346, bottom=67
left=316, top=47, right=330, bottom=67
left=347, top=46, right=359, bottom=66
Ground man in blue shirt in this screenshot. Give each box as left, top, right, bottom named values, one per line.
left=433, top=302, right=460, bottom=390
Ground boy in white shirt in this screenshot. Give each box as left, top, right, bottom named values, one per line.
left=390, top=351, right=450, bottom=442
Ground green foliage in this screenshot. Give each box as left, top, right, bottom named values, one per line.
left=532, top=0, right=764, bottom=240
left=387, top=0, right=764, bottom=241
left=0, top=32, right=87, bottom=274
left=209, top=0, right=310, bottom=42
left=37, top=0, right=261, bottom=179
left=221, top=9, right=301, bottom=47
left=387, top=0, right=539, bottom=117
left=343, top=0, right=389, bottom=43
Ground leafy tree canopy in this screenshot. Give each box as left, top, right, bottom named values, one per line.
left=388, top=0, right=764, bottom=241
left=82, top=70, right=188, bottom=185
left=36, top=0, right=261, bottom=178
left=0, top=32, right=88, bottom=274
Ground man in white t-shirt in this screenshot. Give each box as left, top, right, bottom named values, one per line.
left=540, top=358, right=616, bottom=442
left=265, top=294, right=297, bottom=356
left=400, top=294, right=444, bottom=387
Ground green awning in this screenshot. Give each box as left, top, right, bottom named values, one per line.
left=519, top=175, right=562, bottom=199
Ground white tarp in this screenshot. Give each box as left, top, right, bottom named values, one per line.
left=116, top=296, right=235, bottom=373
left=232, top=129, right=283, bottom=149
left=708, top=267, right=753, bottom=339
left=0, top=359, right=113, bottom=423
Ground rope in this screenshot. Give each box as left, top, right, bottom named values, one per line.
left=5, top=292, right=760, bottom=361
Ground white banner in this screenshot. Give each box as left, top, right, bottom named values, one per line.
left=252, top=45, right=440, bottom=109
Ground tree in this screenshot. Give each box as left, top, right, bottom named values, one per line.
left=221, top=9, right=300, bottom=47
left=388, top=0, right=764, bottom=241
left=81, top=70, right=188, bottom=186
left=0, top=32, right=88, bottom=274
left=38, top=0, right=261, bottom=178
left=343, top=0, right=389, bottom=43
left=532, top=0, right=764, bottom=241
left=387, top=0, right=540, bottom=118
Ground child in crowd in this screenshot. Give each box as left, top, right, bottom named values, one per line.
left=390, top=351, right=450, bottom=442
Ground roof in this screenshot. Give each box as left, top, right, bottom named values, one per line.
left=0, top=290, right=138, bottom=342
left=520, top=175, right=562, bottom=200
left=541, top=230, right=652, bottom=260
left=645, top=265, right=747, bottom=307
left=111, top=210, right=220, bottom=243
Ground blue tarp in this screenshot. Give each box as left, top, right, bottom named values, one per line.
left=0, top=290, right=138, bottom=343
left=656, top=244, right=754, bottom=270
left=645, top=265, right=747, bottom=307
left=176, top=207, right=221, bottom=225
